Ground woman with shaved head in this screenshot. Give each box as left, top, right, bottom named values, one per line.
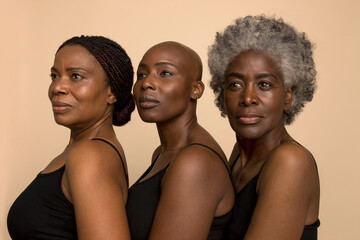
left=126, top=41, right=235, bottom=240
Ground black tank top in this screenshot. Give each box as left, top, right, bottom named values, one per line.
left=126, top=143, right=233, bottom=240
left=7, top=138, right=127, bottom=240
left=225, top=154, right=320, bottom=240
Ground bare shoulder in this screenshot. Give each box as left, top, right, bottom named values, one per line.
left=165, top=143, right=228, bottom=183
left=267, top=141, right=316, bottom=173
left=258, top=141, right=319, bottom=193
left=66, top=140, right=123, bottom=177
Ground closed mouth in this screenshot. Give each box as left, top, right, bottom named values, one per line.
left=237, top=114, right=263, bottom=124
left=51, top=101, right=72, bottom=113
left=138, top=95, right=159, bottom=109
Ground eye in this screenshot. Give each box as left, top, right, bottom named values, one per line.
left=232, top=82, right=241, bottom=88
left=137, top=72, right=147, bottom=80
left=72, top=73, right=82, bottom=80
left=160, top=70, right=173, bottom=77
left=226, top=80, right=243, bottom=90
left=50, top=73, right=59, bottom=80
left=258, top=81, right=272, bottom=90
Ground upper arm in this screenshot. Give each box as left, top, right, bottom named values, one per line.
left=245, top=143, right=319, bottom=240
left=148, top=147, right=230, bottom=240
left=65, top=141, right=130, bottom=240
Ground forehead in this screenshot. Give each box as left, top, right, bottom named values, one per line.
left=54, top=44, right=100, bottom=68
left=140, top=44, right=191, bottom=68
left=228, top=50, right=281, bottom=73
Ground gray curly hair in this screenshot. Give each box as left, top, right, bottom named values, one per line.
left=208, top=15, right=317, bottom=125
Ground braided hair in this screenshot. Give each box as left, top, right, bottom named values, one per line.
left=57, top=35, right=135, bottom=126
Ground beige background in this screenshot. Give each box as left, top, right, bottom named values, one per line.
left=1, top=0, right=359, bottom=239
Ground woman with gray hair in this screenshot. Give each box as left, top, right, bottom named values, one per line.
left=208, top=15, right=320, bottom=239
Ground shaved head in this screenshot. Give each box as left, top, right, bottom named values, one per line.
left=143, top=41, right=203, bottom=82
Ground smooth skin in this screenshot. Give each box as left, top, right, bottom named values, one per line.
left=225, top=50, right=320, bottom=240
left=133, top=42, right=235, bottom=240
left=45, top=45, right=130, bottom=240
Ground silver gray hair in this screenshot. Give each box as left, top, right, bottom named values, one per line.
left=208, top=15, right=317, bottom=124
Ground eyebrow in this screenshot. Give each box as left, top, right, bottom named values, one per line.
left=227, top=73, right=244, bottom=78
left=138, top=62, right=176, bottom=70
left=50, top=67, right=90, bottom=73
left=227, top=72, right=278, bottom=80
left=256, top=73, right=279, bottom=80
left=155, top=62, right=176, bottom=67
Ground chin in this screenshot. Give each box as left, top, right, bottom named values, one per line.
left=138, top=114, right=157, bottom=123
left=53, top=115, right=75, bottom=128
left=236, top=132, right=262, bottom=141
left=230, top=125, right=264, bottom=140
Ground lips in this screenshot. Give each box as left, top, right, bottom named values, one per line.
left=138, top=95, right=159, bottom=109
left=51, top=101, right=72, bottom=113
left=237, top=114, right=263, bottom=124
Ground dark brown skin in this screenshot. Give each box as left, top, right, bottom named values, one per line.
left=133, top=41, right=235, bottom=240
left=44, top=45, right=130, bottom=240
left=225, top=50, right=320, bottom=239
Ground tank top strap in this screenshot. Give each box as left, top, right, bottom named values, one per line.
left=230, top=154, right=240, bottom=171
left=186, top=143, right=237, bottom=191
left=135, top=151, right=162, bottom=184
left=91, top=138, right=128, bottom=186
left=186, top=143, right=228, bottom=171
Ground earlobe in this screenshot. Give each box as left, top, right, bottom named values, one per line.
left=191, top=81, right=204, bottom=100
left=284, top=88, right=293, bottom=111
left=107, top=87, right=117, bottom=104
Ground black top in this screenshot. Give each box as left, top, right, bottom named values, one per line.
left=126, top=143, right=233, bottom=240
left=7, top=138, right=126, bottom=240
left=7, top=166, right=77, bottom=240
left=225, top=154, right=320, bottom=240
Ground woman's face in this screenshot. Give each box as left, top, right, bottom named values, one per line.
left=224, top=50, right=292, bottom=140
left=48, top=44, right=113, bottom=130
left=133, top=45, right=194, bottom=123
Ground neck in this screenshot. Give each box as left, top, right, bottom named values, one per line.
left=69, top=112, right=114, bottom=144
left=237, top=126, right=291, bottom=167
left=156, top=114, right=198, bottom=152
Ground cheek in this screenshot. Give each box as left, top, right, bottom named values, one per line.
left=76, top=85, right=97, bottom=100
left=133, top=82, right=140, bottom=99
left=264, top=94, right=286, bottom=119
left=224, top=92, right=238, bottom=115
left=48, top=85, right=52, bottom=100
left=163, top=84, right=188, bottom=102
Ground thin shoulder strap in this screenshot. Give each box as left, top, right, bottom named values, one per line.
left=135, top=152, right=162, bottom=184
left=186, top=143, right=236, bottom=191
left=91, top=138, right=129, bottom=186
left=230, top=154, right=240, bottom=171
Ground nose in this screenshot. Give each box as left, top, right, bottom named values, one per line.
left=140, top=74, right=156, bottom=90
left=241, top=84, right=258, bottom=106
left=49, top=77, right=69, bottom=96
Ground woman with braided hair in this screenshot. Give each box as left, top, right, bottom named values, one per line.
left=208, top=16, right=320, bottom=239
left=8, top=35, right=134, bottom=239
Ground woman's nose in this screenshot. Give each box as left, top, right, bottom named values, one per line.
left=241, top=85, right=258, bottom=106
left=50, top=77, right=69, bottom=95
left=140, top=75, right=156, bottom=90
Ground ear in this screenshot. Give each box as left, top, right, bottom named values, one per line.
left=284, top=87, right=293, bottom=111
left=107, top=86, right=117, bottom=104
left=191, top=81, right=204, bottom=100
